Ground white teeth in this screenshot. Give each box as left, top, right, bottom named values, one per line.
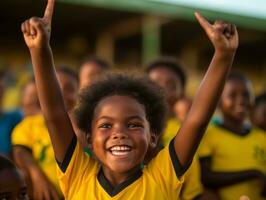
left=110, top=145, right=131, bottom=151
left=109, top=146, right=131, bottom=156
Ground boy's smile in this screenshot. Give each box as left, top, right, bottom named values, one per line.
left=220, top=79, right=253, bottom=123
left=91, top=95, right=153, bottom=185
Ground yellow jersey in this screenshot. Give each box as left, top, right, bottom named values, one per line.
left=199, top=124, right=266, bottom=200
left=163, top=118, right=203, bottom=200
left=57, top=137, right=184, bottom=199
left=11, top=114, right=62, bottom=195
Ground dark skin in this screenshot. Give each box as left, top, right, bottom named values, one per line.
left=252, top=100, right=266, bottom=131
left=13, top=72, right=77, bottom=200
left=148, top=67, right=183, bottom=117
left=200, top=79, right=266, bottom=196
left=0, top=168, right=29, bottom=200
left=21, top=0, right=238, bottom=187
left=13, top=147, right=59, bottom=200
left=21, top=81, right=41, bottom=117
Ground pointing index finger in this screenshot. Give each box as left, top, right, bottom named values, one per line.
left=194, top=12, right=213, bottom=34
left=43, top=0, right=55, bottom=25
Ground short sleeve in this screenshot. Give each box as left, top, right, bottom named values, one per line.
left=180, top=156, right=203, bottom=200
left=12, top=118, right=33, bottom=149
left=57, top=137, right=98, bottom=198
left=198, top=127, right=215, bottom=158
left=145, top=139, right=185, bottom=198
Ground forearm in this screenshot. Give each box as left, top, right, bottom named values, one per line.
left=202, top=169, right=261, bottom=189
left=29, top=46, right=74, bottom=161
left=175, top=51, right=235, bottom=166
left=189, top=51, right=235, bottom=124
left=29, top=45, right=65, bottom=119
left=13, top=146, right=41, bottom=175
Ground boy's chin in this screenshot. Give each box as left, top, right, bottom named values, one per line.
left=103, top=162, right=142, bottom=176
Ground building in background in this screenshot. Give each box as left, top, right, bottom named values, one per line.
left=0, top=0, right=266, bottom=109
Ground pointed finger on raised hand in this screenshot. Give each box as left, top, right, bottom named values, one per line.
left=43, top=0, right=55, bottom=25
left=24, top=20, right=31, bottom=36
left=21, top=21, right=27, bottom=35
left=194, top=12, right=213, bottom=35
left=230, top=24, right=237, bottom=35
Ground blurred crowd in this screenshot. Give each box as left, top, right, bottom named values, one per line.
left=0, top=54, right=265, bottom=200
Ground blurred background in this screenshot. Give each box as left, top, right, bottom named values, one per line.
left=1, top=0, right=266, bottom=110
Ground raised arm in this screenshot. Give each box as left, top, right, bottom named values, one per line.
left=21, top=0, right=75, bottom=162
left=174, top=12, right=238, bottom=167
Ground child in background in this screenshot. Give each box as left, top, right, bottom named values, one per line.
left=199, top=72, right=266, bottom=200
left=146, top=58, right=202, bottom=200
left=12, top=66, right=78, bottom=200
left=251, top=91, right=266, bottom=131
left=21, top=0, right=238, bottom=199
left=79, top=56, right=109, bottom=89
left=0, top=155, right=29, bottom=200
left=21, top=78, right=40, bottom=117
left=0, top=70, right=23, bottom=158
left=174, top=97, right=192, bottom=123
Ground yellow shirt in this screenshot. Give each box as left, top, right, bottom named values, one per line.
left=164, top=118, right=203, bottom=200
left=11, top=114, right=62, bottom=195
left=199, top=124, right=266, bottom=200
left=57, top=137, right=184, bottom=200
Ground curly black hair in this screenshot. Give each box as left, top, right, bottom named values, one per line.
left=74, top=73, right=168, bottom=138
left=145, top=56, right=187, bottom=91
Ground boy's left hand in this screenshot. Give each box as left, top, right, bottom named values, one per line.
left=195, top=12, right=238, bottom=53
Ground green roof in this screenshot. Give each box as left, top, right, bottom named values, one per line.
left=59, top=0, right=266, bottom=31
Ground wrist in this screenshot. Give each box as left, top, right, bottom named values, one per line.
left=214, top=49, right=236, bottom=59
left=29, top=43, right=51, bottom=53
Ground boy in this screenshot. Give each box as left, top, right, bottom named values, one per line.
left=79, top=56, right=109, bottom=89
left=146, top=58, right=202, bottom=200
left=0, top=70, right=23, bottom=158
left=0, top=155, right=29, bottom=200
left=12, top=67, right=78, bottom=200
left=251, top=91, right=266, bottom=131
left=21, top=0, right=238, bottom=199
left=21, top=78, right=40, bottom=117
left=199, top=73, right=266, bottom=200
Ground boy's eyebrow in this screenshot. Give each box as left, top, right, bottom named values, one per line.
left=96, top=115, right=145, bottom=122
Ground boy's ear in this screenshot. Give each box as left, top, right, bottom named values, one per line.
left=86, top=133, right=93, bottom=149
left=149, top=132, right=158, bottom=149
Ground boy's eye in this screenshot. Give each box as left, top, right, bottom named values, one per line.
left=128, top=123, right=144, bottom=129
left=98, top=123, right=112, bottom=129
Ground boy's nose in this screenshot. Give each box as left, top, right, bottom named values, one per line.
left=111, top=131, right=128, bottom=140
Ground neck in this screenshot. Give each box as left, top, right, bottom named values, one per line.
left=222, top=116, right=246, bottom=134
left=102, top=165, right=141, bottom=187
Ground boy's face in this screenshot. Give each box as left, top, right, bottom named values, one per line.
left=22, top=82, right=40, bottom=115
left=79, top=63, right=103, bottom=89
left=57, top=72, right=78, bottom=111
left=174, top=98, right=192, bottom=122
left=220, top=79, right=253, bottom=123
left=148, top=67, right=183, bottom=106
left=91, top=95, right=152, bottom=175
left=0, top=169, right=28, bottom=200
left=252, top=102, right=266, bottom=131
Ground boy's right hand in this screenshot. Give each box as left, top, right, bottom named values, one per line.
left=21, top=0, right=54, bottom=49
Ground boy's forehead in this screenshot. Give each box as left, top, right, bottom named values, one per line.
left=57, top=72, right=78, bottom=87
left=94, top=95, right=146, bottom=118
